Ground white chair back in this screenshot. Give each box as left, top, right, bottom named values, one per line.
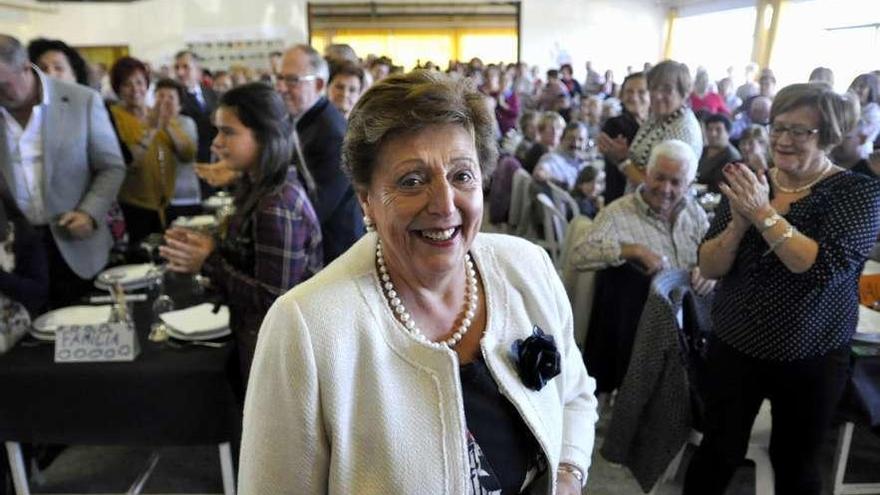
left=559, top=215, right=595, bottom=350
left=535, top=192, right=567, bottom=266
left=509, top=169, right=536, bottom=237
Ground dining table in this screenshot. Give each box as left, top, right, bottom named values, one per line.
left=0, top=273, right=240, bottom=495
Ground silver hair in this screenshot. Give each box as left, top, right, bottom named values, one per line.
left=287, top=44, right=329, bottom=83
left=0, top=35, right=27, bottom=68
left=646, top=139, right=698, bottom=184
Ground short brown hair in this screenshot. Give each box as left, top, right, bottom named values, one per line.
left=329, top=61, right=366, bottom=89
left=770, top=83, right=859, bottom=150
left=647, top=60, right=691, bottom=99
left=343, top=69, right=497, bottom=190
left=110, top=56, right=149, bottom=95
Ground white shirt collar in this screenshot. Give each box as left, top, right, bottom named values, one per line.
left=32, top=65, right=51, bottom=107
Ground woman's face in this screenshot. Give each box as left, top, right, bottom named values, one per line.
left=739, top=137, right=768, bottom=160
left=119, top=71, right=148, bottom=109
left=328, top=74, right=362, bottom=118
left=649, top=79, right=684, bottom=117
left=154, top=87, right=180, bottom=114
left=359, top=123, right=483, bottom=284
left=770, top=105, right=825, bottom=175
left=621, top=76, right=650, bottom=117
left=538, top=122, right=563, bottom=148
left=37, top=50, right=76, bottom=84
left=211, top=106, right=260, bottom=173
left=850, top=80, right=870, bottom=106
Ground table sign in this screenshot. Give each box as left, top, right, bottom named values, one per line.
left=54, top=322, right=140, bottom=363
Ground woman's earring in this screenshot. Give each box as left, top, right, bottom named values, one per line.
left=363, top=215, right=375, bottom=232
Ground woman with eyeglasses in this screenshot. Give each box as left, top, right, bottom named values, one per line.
left=684, top=83, right=880, bottom=494
left=618, top=60, right=702, bottom=190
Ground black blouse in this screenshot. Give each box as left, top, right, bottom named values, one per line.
left=703, top=171, right=880, bottom=361
left=460, top=358, right=542, bottom=494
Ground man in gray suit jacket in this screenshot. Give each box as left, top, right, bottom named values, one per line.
left=0, top=35, right=125, bottom=307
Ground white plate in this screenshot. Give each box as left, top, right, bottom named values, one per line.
left=853, top=332, right=880, bottom=345
left=857, top=305, right=880, bottom=334
left=202, top=195, right=234, bottom=209
left=166, top=325, right=231, bottom=341
left=28, top=330, right=56, bottom=341
left=96, top=264, right=160, bottom=290
left=32, top=305, right=113, bottom=333
left=863, top=260, right=880, bottom=276
left=172, top=215, right=217, bottom=229
left=160, top=303, right=230, bottom=336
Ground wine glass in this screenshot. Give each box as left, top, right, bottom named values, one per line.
left=148, top=265, right=174, bottom=342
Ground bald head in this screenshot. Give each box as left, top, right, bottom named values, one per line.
left=0, top=34, right=36, bottom=110
left=0, top=35, right=27, bottom=68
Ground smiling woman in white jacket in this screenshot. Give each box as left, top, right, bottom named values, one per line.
left=238, top=70, right=598, bottom=495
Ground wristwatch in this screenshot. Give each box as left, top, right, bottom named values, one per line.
left=759, top=212, right=783, bottom=232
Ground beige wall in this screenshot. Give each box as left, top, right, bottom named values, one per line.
left=1, top=0, right=665, bottom=74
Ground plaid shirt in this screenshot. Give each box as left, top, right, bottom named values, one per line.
left=571, top=187, right=708, bottom=271
left=206, top=168, right=323, bottom=316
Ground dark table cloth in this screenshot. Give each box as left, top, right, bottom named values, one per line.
left=0, top=275, right=240, bottom=445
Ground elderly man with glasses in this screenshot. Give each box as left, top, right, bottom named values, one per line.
left=276, top=44, right=363, bottom=264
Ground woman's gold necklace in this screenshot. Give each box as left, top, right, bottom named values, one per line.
left=771, top=160, right=832, bottom=194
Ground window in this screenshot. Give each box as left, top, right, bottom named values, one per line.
left=668, top=6, right=757, bottom=84
left=309, top=2, right=518, bottom=70
left=771, top=0, right=880, bottom=92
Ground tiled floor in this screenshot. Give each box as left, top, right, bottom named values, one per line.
left=12, top=418, right=878, bottom=494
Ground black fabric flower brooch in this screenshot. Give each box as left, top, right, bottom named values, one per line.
left=511, top=326, right=561, bottom=391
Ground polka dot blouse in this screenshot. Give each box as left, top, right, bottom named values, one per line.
left=702, top=170, right=880, bottom=361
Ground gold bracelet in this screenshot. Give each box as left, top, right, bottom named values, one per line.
left=557, top=463, right=585, bottom=487
left=763, top=224, right=794, bottom=256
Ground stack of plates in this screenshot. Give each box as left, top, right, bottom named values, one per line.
left=171, top=215, right=217, bottom=230
left=160, top=303, right=231, bottom=341
left=95, top=264, right=161, bottom=291
left=30, top=305, right=113, bottom=341
left=855, top=305, right=880, bottom=344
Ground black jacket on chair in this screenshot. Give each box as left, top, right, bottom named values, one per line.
left=601, top=269, right=714, bottom=492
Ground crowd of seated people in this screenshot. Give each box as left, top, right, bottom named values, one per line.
left=5, top=28, right=880, bottom=494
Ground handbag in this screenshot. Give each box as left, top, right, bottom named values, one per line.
left=0, top=293, right=30, bottom=354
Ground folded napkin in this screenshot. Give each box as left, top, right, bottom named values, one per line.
left=160, top=303, right=230, bottom=335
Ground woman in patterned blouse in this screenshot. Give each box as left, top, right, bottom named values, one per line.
left=159, top=83, right=323, bottom=385
left=619, top=60, right=703, bottom=190
left=684, top=84, right=880, bottom=494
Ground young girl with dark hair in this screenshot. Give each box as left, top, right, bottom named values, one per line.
left=159, top=83, right=323, bottom=383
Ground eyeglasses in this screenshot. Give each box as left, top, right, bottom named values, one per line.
left=279, top=74, right=318, bottom=86
left=769, top=124, right=819, bottom=142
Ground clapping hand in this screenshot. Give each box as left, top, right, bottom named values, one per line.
left=195, top=161, right=242, bottom=187
left=718, top=162, right=770, bottom=224
left=690, top=266, right=716, bottom=296
left=159, top=227, right=215, bottom=274
left=154, top=96, right=179, bottom=129
left=596, top=132, right=628, bottom=162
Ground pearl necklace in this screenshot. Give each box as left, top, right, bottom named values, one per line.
left=771, top=160, right=832, bottom=194
left=376, top=239, right=479, bottom=348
